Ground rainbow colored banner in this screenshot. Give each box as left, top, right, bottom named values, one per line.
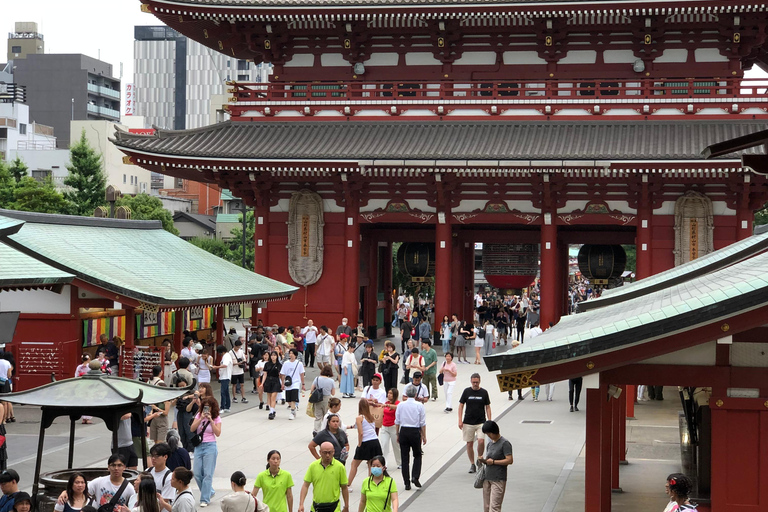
left=83, top=316, right=126, bottom=347
left=135, top=310, right=176, bottom=339
left=185, top=307, right=213, bottom=332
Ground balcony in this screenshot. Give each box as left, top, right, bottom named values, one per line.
left=87, top=83, right=121, bottom=100
left=225, top=77, right=768, bottom=121
left=0, top=117, right=18, bottom=129
left=87, top=104, right=120, bottom=119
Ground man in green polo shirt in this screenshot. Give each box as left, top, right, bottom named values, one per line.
left=421, top=340, right=439, bottom=401
left=298, top=441, right=349, bottom=512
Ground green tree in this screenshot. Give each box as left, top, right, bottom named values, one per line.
left=0, top=161, right=15, bottom=208
left=8, top=157, right=28, bottom=183
left=186, top=211, right=254, bottom=269
left=187, top=237, right=233, bottom=261
left=64, top=130, right=107, bottom=216
left=116, top=193, right=178, bottom=235
left=622, top=244, right=636, bottom=273
left=12, top=176, right=72, bottom=214
left=228, top=211, right=255, bottom=269
left=755, top=203, right=768, bottom=226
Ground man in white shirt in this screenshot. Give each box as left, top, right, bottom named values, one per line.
left=315, top=325, right=335, bottom=372
left=403, top=372, right=430, bottom=403
left=213, top=345, right=233, bottom=412
left=302, top=320, right=319, bottom=368
left=279, top=348, right=306, bottom=420
left=230, top=340, right=248, bottom=404
left=148, top=443, right=175, bottom=502
left=395, top=385, right=427, bottom=491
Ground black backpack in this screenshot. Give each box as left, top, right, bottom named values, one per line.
left=478, top=328, right=486, bottom=339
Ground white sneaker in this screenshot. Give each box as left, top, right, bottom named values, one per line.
left=289, top=411, right=296, bottom=420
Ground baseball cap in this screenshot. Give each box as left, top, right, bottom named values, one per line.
left=372, top=373, right=382, bottom=381
left=340, top=333, right=350, bottom=339
left=0, top=469, right=19, bottom=484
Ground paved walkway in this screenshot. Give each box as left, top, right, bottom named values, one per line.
left=6, top=325, right=684, bottom=512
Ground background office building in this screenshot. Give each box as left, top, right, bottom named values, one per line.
left=6, top=22, right=44, bottom=61
left=133, top=25, right=270, bottom=130
left=12, top=53, right=121, bottom=149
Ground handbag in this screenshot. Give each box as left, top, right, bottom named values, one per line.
left=309, top=378, right=324, bottom=403
left=437, top=362, right=445, bottom=386
left=473, top=461, right=487, bottom=489
left=97, top=478, right=129, bottom=512
left=306, top=400, right=316, bottom=418
left=190, top=420, right=209, bottom=447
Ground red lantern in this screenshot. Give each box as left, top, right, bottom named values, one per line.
left=482, top=244, right=538, bottom=290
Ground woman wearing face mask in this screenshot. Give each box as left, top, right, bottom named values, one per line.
left=359, top=455, right=398, bottom=512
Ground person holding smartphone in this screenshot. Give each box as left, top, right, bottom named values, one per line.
left=189, top=397, right=222, bottom=507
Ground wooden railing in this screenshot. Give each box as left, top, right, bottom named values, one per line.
left=225, top=77, right=768, bottom=119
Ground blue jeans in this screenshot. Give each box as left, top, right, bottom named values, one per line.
left=194, top=441, right=218, bottom=503
left=442, top=338, right=450, bottom=355
left=219, top=379, right=231, bottom=410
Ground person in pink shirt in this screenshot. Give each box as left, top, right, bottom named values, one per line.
left=189, top=397, right=222, bottom=507
left=439, top=353, right=458, bottom=413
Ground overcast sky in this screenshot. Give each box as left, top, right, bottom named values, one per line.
left=3, top=0, right=156, bottom=106
left=4, top=1, right=768, bottom=114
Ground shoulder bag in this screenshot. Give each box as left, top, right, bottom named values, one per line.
left=437, top=362, right=445, bottom=386
left=284, top=361, right=299, bottom=387
left=309, top=377, right=324, bottom=403
left=97, top=478, right=130, bottom=512
left=190, top=420, right=209, bottom=447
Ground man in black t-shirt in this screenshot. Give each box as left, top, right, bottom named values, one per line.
left=458, top=373, right=492, bottom=474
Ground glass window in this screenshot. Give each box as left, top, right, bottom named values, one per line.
left=19, top=124, right=26, bottom=135
left=12, top=46, right=21, bottom=54
left=123, top=174, right=126, bottom=184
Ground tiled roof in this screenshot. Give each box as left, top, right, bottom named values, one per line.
left=485, top=242, right=768, bottom=373
left=220, top=189, right=238, bottom=202
left=173, top=211, right=216, bottom=231
left=0, top=210, right=297, bottom=308
left=113, top=121, right=768, bottom=161
left=581, top=231, right=768, bottom=311
left=216, top=214, right=241, bottom=223
left=154, top=0, right=691, bottom=8
left=0, top=242, right=74, bottom=290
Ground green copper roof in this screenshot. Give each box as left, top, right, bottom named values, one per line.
left=0, top=216, right=24, bottom=237
left=2, top=370, right=192, bottom=408
left=485, top=246, right=768, bottom=374
left=0, top=209, right=297, bottom=308
left=581, top=231, right=768, bottom=311
left=216, top=214, right=241, bottom=223
left=0, top=242, right=74, bottom=290
left=220, top=189, right=238, bottom=202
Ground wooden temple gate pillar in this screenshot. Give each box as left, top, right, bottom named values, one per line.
left=434, top=213, right=452, bottom=331
left=364, top=237, right=379, bottom=337
left=463, top=242, right=475, bottom=320
left=450, top=230, right=464, bottom=320
left=539, top=213, right=559, bottom=328
left=344, top=194, right=361, bottom=323
left=586, top=380, right=616, bottom=512
left=382, top=243, right=393, bottom=336
left=736, top=176, right=753, bottom=241
left=173, top=311, right=184, bottom=356
left=254, top=200, right=271, bottom=326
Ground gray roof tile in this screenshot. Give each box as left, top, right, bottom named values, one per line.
left=113, top=120, right=768, bottom=162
